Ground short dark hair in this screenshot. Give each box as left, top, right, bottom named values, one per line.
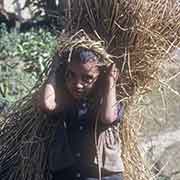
left=60, top=48, right=98, bottom=64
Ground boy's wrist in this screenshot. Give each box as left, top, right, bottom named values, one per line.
left=106, top=76, right=117, bottom=90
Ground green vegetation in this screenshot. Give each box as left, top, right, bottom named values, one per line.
left=0, top=24, right=57, bottom=104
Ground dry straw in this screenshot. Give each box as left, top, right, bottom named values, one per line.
left=0, top=0, right=180, bottom=180
left=62, top=1, right=180, bottom=179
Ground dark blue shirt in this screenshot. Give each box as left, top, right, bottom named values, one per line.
left=48, top=100, right=124, bottom=178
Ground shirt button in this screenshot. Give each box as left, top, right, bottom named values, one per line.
left=80, top=126, right=84, bottom=130
left=76, top=173, right=81, bottom=178
left=76, top=153, right=80, bottom=157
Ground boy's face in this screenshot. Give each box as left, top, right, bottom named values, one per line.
left=65, top=59, right=100, bottom=100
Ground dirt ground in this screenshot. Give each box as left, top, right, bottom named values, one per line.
left=140, top=51, right=180, bottom=179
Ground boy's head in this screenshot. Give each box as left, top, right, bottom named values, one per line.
left=64, top=48, right=101, bottom=100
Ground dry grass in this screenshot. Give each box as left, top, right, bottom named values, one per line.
left=0, top=0, right=180, bottom=180
left=62, top=1, right=180, bottom=179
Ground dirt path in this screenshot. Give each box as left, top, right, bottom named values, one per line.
left=140, top=129, right=180, bottom=158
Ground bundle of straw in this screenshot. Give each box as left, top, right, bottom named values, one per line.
left=0, top=0, right=180, bottom=180
left=62, top=1, right=180, bottom=179
left=63, top=0, right=180, bottom=92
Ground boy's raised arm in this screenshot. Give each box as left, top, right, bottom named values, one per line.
left=36, top=57, right=63, bottom=112
left=100, top=63, right=119, bottom=124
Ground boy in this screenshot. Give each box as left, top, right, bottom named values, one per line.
left=40, top=48, right=124, bottom=180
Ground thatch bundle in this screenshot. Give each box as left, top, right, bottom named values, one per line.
left=0, top=0, right=180, bottom=180
left=62, top=1, right=180, bottom=179
left=63, top=0, right=180, bottom=94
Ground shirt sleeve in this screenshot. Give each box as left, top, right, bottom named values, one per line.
left=99, top=102, right=125, bottom=130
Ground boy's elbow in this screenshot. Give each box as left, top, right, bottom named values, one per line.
left=35, top=85, right=57, bottom=113
left=101, top=114, right=118, bottom=125
left=44, top=99, right=57, bottom=112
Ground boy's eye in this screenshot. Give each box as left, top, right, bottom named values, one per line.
left=82, top=75, right=94, bottom=83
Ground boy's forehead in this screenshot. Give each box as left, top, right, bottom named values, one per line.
left=67, top=60, right=100, bottom=74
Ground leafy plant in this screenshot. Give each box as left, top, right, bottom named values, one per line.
left=0, top=24, right=57, bottom=103
left=15, top=29, right=57, bottom=75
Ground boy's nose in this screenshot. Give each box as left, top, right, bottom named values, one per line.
left=75, top=79, right=84, bottom=89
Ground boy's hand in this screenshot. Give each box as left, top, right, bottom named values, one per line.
left=99, top=63, right=119, bottom=124
left=105, top=63, right=119, bottom=89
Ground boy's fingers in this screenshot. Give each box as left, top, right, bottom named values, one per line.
left=105, top=63, right=119, bottom=83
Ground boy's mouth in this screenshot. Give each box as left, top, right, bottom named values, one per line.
left=72, top=90, right=84, bottom=98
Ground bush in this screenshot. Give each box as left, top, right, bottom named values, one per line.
left=0, top=24, right=57, bottom=103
